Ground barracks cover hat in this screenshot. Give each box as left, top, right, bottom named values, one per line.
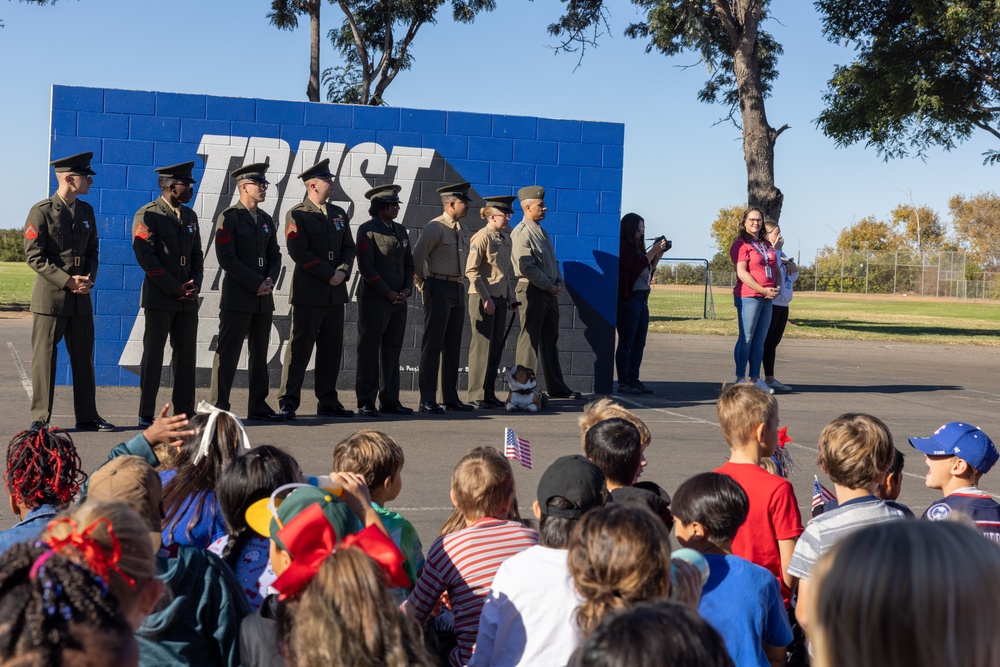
left=517, top=185, right=545, bottom=202
left=299, top=158, right=335, bottom=182
left=51, top=152, right=96, bottom=176
left=909, top=422, right=999, bottom=474
left=364, top=184, right=402, bottom=202
left=537, top=455, right=608, bottom=519
left=484, top=195, right=516, bottom=214
left=436, top=181, right=472, bottom=201
left=155, top=161, right=197, bottom=184
left=231, top=162, right=270, bottom=184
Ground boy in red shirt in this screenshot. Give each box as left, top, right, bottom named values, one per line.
left=713, top=383, right=803, bottom=607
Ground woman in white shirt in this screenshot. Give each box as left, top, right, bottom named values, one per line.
left=762, top=221, right=798, bottom=392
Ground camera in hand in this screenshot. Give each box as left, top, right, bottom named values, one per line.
left=657, top=235, right=673, bottom=252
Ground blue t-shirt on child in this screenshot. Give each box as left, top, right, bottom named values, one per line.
left=699, top=553, right=793, bottom=667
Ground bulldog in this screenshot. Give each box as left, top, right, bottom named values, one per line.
left=504, top=365, right=543, bottom=413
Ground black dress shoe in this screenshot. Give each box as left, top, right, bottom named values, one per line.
left=443, top=401, right=474, bottom=412
left=138, top=417, right=153, bottom=429
left=318, top=406, right=355, bottom=418
left=29, top=420, right=48, bottom=431
left=379, top=405, right=414, bottom=415
left=247, top=412, right=287, bottom=422
left=486, top=397, right=506, bottom=408
left=419, top=401, right=444, bottom=415
left=548, top=390, right=582, bottom=400
left=359, top=404, right=380, bottom=417
left=279, top=407, right=297, bottom=420
left=76, top=418, right=117, bottom=432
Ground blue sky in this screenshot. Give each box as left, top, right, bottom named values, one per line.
left=1, top=0, right=996, bottom=263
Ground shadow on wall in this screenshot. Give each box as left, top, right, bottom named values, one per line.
left=564, top=249, right=617, bottom=395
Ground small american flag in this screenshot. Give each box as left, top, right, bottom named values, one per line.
left=504, top=428, right=533, bottom=470
left=812, top=475, right=836, bottom=514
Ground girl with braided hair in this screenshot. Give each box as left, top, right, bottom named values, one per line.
left=0, top=426, right=85, bottom=556
left=210, top=445, right=303, bottom=611
left=567, top=504, right=703, bottom=638
left=0, top=542, right=138, bottom=667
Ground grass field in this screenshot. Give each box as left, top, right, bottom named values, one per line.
left=649, top=285, right=1000, bottom=346
left=0, top=263, right=33, bottom=309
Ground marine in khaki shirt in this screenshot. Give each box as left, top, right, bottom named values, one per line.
left=465, top=195, right=519, bottom=407
left=412, top=182, right=474, bottom=414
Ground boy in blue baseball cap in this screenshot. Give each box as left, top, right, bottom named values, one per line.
left=910, top=421, right=1000, bottom=541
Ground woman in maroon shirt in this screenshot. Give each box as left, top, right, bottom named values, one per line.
left=616, top=213, right=668, bottom=394
left=730, top=208, right=780, bottom=392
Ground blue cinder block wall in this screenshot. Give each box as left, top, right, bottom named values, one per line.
left=48, top=85, right=623, bottom=394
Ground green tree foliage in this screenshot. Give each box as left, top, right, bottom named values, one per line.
left=815, top=0, right=1000, bottom=164
left=709, top=204, right=746, bottom=271
left=888, top=204, right=946, bottom=251
left=545, top=0, right=790, bottom=222
left=951, top=192, right=1000, bottom=269
left=324, top=0, right=495, bottom=105
left=2, top=0, right=61, bottom=30
left=0, top=230, right=25, bottom=262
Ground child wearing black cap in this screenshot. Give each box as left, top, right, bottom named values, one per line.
left=471, top=455, right=608, bottom=667
left=910, top=421, right=1000, bottom=541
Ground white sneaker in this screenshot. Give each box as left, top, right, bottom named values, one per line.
left=767, top=378, right=792, bottom=392
left=753, top=378, right=775, bottom=394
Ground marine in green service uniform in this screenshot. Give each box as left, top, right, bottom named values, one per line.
left=277, top=158, right=356, bottom=420
left=24, top=152, right=115, bottom=432
left=354, top=184, right=415, bottom=418
left=209, top=163, right=285, bottom=421
left=132, top=161, right=204, bottom=428
left=465, top=195, right=518, bottom=409
left=511, top=185, right=581, bottom=400
left=412, top=182, right=474, bottom=414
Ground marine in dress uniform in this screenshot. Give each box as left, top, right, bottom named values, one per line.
left=24, top=152, right=115, bottom=431
left=354, top=184, right=415, bottom=418
left=132, top=161, right=204, bottom=427
left=465, top=195, right=518, bottom=409
left=510, top=185, right=581, bottom=399
left=209, top=163, right=285, bottom=420
left=412, top=182, right=474, bottom=414
left=276, top=158, right=356, bottom=419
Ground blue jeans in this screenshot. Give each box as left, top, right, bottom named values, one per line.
left=734, top=295, right=773, bottom=379
left=615, top=293, right=650, bottom=385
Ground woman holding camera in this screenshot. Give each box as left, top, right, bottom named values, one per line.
left=731, top=208, right=780, bottom=393
left=616, top=213, right=668, bottom=394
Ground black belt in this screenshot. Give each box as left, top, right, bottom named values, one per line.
left=428, top=273, right=462, bottom=283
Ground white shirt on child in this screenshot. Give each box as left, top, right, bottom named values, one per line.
left=470, top=545, right=583, bottom=667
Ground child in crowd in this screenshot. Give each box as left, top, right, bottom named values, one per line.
left=403, top=446, right=538, bottom=667
left=333, top=430, right=424, bottom=598
left=0, top=426, right=86, bottom=555
left=87, top=454, right=250, bottom=667
left=568, top=503, right=701, bottom=638
left=569, top=601, right=735, bottom=667
left=40, top=501, right=165, bottom=633
left=672, top=472, right=792, bottom=667
left=909, top=421, right=1000, bottom=540
left=582, top=412, right=672, bottom=525
left=0, top=543, right=140, bottom=667
left=713, top=383, right=803, bottom=607
left=789, top=413, right=908, bottom=631
left=472, top=455, right=608, bottom=666
left=211, top=445, right=303, bottom=611
left=271, top=488, right=430, bottom=667
left=807, top=520, right=1000, bottom=667
left=242, top=474, right=393, bottom=667
left=816, top=446, right=914, bottom=517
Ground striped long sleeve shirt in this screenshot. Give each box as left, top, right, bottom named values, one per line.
left=402, top=518, right=538, bottom=667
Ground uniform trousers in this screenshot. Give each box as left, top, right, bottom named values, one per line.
left=277, top=304, right=345, bottom=412
left=418, top=278, right=464, bottom=404
left=138, top=308, right=198, bottom=421
left=30, top=313, right=98, bottom=423
left=515, top=283, right=571, bottom=395
left=467, top=294, right=508, bottom=403
left=355, top=298, right=406, bottom=409
left=210, top=310, right=274, bottom=414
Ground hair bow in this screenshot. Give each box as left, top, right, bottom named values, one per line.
left=42, top=518, right=135, bottom=589
left=772, top=426, right=800, bottom=478
left=271, top=506, right=410, bottom=600
left=194, top=400, right=251, bottom=464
